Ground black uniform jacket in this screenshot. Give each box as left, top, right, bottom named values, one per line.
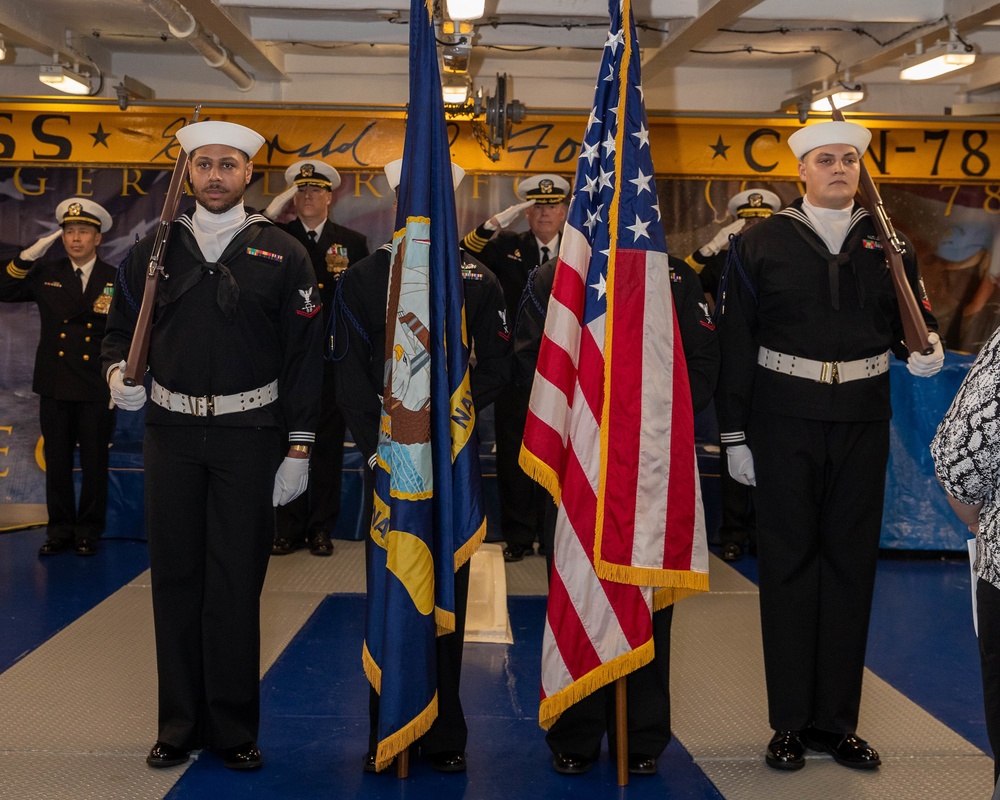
left=1, top=254, right=116, bottom=401
left=101, top=210, right=323, bottom=437
left=716, top=198, right=937, bottom=436
left=333, top=243, right=512, bottom=462
left=513, top=255, right=719, bottom=414
left=281, top=216, right=369, bottom=323
left=462, top=224, right=559, bottom=319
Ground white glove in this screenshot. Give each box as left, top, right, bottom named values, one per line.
left=19, top=229, right=63, bottom=262
left=698, top=219, right=745, bottom=258
left=486, top=200, right=536, bottom=231
left=262, top=185, right=298, bottom=221
left=107, top=360, right=147, bottom=411
left=726, top=444, right=756, bottom=487
left=273, top=456, right=310, bottom=506
left=907, top=331, right=944, bottom=378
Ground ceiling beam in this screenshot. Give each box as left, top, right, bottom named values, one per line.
left=183, top=0, right=288, bottom=82
left=640, top=0, right=768, bottom=80
left=0, top=6, right=112, bottom=74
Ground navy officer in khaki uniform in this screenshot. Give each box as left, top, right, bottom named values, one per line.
left=1, top=197, right=116, bottom=556
left=264, top=160, right=369, bottom=557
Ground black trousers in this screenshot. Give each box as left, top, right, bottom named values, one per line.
left=144, top=425, right=283, bottom=750
left=977, top=578, right=1000, bottom=785
left=494, top=388, right=550, bottom=549
left=362, top=466, right=471, bottom=755
left=544, top=605, right=674, bottom=760
left=275, top=364, right=345, bottom=543
left=39, top=396, right=115, bottom=544
left=717, top=443, right=756, bottom=548
left=751, top=411, right=888, bottom=734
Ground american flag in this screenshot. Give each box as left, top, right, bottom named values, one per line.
left=519, top=0, right=710, bottom=729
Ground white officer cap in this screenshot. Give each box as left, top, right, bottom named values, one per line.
left=55, top=197, right=113, bottom=233
left=384, top=158, right=466, bottom=191
left=285, top=160, right=341, bottom=191
left=516, top=174, right=570, bottom=204
left=727, top=189, right=782, bottom=219
left=787, top=121, right=872, bottom=160
left=175, top=120, right=265, bottom=158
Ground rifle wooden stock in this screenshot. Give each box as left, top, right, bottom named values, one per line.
left=829, top=106, right=932, bottom=355
left=123, top=106, right=200, bottom=385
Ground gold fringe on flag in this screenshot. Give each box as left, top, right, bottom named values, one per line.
left=538, top=637, right=655, bottom=731
left=518, top=444, right=562, bottom=506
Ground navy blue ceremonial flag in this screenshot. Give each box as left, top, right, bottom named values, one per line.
left=362, top=0, right=486, bottom=771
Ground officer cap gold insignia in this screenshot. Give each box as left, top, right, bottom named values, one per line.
left=728, top=189, right=782, bottom=219
left=55, top=197, right=113, bottom=232
left=285, top=160, right=341, bottom=191
left=517, top=174, right=570, bottom=205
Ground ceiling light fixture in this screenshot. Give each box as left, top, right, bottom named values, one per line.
left=38, top=64, right=92, bottom=95
left=442, top=73, right=471, bottom=105
left=810, top=85, right=865, bottom=113
left=446, top=0, right=485, bottom=22
left=0, top=37, right=6, bottom=62
left=899, top=38, right=976, bottom=81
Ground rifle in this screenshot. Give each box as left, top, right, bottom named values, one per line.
left=123, top=106, right=201, bottom=386
left=829, top=104, right=932, bottom=355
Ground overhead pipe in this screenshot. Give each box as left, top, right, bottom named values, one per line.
left=145, top=0, right=255, bottom=92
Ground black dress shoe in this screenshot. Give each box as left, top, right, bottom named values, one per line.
left=502, top=543, right=532, bottom=562
left=803, top=727, right=881, bottom=769
left=363, top=750, right=396, bottom=773
left=219, top=742, right=263, bottom=770
left=75, top=541, right=98, bottom=556
left=721, top=542, right=742, bottom=562
left=272, top=536, right=296, bottom=555
left=38, top=538, right=72, bottom=556
left=426, top=750, right=466, bottom=772
left=765, top=730, right=805, bottom=770
left=552, top=752, right=592, bottom=774
left=146, top=741, right=190, bottom=768
left=628, top=754, right=657, bottom=775
left=309, top=530, right=334, bottom=557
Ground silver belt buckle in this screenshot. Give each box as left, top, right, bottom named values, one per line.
left=818, top=361, right=839, bottom=384
left=188, top=395, right=209, bottom=417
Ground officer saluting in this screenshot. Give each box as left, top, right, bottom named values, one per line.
left=462, top=173, right=571, bottom=563
left=263, top=159, right=370, bottom=557
left=1, top=197, right=116, bottom=556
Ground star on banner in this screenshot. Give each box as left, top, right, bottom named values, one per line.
left=710, top=135, right=731, bottom=160
left=626, top=214, right=651, bottom=242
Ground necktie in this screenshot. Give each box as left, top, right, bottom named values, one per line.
left=307, top=230, right=318, bottom=245
left=75, top=267, right=84, bottom=292
left=540, top=246, right=550, bottom=264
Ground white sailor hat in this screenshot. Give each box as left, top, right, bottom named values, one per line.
left=728, top=189, right=782, bottom=219
left=787, top=121, right=872, bottom=160
left=383, top=158, right=466, bottom=191
left=55, top=197, right=113, bottom=233
left=516, top=174, right=570, bottom=204
left=285, top=160, right=341, bottom=191
left=175, top=120, right=265, bottom=158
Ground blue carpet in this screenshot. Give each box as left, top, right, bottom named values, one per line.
left=166, top=595, right=724, bottom=799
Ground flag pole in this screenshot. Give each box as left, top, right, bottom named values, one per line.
left=615, top=677, right=629, bottom=786
left=397, top=746, right=409, bottom=778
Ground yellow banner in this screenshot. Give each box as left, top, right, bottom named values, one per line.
left=0, top=100, right=999, bottom=182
